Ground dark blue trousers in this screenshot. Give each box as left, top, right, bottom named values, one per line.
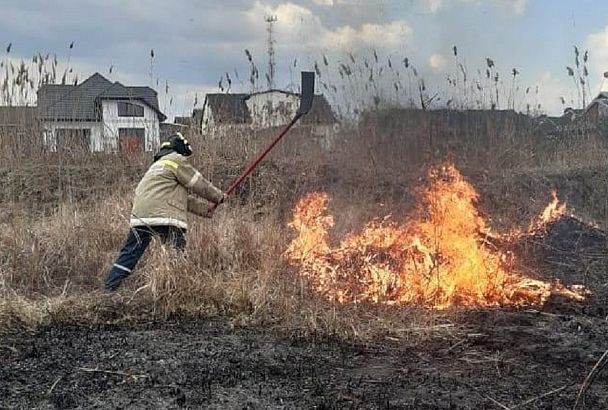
left=105, top=225, right=186, bottom=291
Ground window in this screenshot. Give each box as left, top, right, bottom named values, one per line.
left=55, top=128, right=91, bottom=153
left=118, top=128, right=145, bottom=153
left=117, top=102, right=144, bottom=117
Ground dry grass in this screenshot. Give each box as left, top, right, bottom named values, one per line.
left=0, top=126, right=600, bottom=340
left=2, top=44, right=608, bottom=345
left=0, top=118, right=477, bottom=341
left=0, top=190, right=453, bottom=342
left=2, top=93, right=608, bottom=343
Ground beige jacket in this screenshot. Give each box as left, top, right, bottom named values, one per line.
left=130, top=152, right=223, bottom=229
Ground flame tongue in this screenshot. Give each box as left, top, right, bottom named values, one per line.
left=535, top=190, right=567, bottom=228
left=285, top=164, right=583, bottom=309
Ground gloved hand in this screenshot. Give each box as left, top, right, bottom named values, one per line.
left=206, top=193, right=227, bottom=218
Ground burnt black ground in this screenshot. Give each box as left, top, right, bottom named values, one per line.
left=2, top=212, right=608, bottom=409
left=2, top=308, right=608, bottom=410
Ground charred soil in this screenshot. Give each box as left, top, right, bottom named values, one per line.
left=3, top=146, right=608, bottom=409
left=1, top=308, right=608, bottom=410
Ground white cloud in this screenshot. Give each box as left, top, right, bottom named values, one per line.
left=534, top=71, right=574, bottom=115
left=585, top=25, right=608, bottom=96
left=414, top=0, right=442, bottom=13
left=420, top=0, right=527, bottom=15
left=414, top=0, right=443, bottom=13
left=245, top=2, right=413, bottom=51
left=428, top=53, right=447, bottom=72
left=427, top=0, right=443, bottom=13
left=311, top=0, right=353, bottom=4
left=323, top=21, right=413, bottom=49
left=507, top=0, right=527, bottom=15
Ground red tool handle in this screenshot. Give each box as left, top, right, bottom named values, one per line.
left=207, top=114, right=302, bottom=217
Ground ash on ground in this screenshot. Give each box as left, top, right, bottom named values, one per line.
left=512, top=214, right=608, bottom=313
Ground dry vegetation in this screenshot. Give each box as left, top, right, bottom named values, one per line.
left=2, top=107, right=608, bottom=343
left=4, top=56, right=608, bottom=406
left=0, top=133, right=443, bottom=341
left=1, top=46, right=608, bottom=346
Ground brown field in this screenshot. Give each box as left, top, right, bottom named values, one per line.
left=2, top=110, right=608, bottom=409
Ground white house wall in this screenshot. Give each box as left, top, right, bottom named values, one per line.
left=200, top=91, right=338, bottom=151
left=246, top=92, right=299, bottom=128
left=43, top=121, right=103, bottom=152
left=201, top=93, right=300, bottom=133
left=200, top=105, right=215, bottom=133
left=101, top=100, right=160, bottom=151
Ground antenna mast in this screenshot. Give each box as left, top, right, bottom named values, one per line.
left=265, top=15, right=278, bottom=90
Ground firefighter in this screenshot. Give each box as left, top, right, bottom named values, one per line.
left=105, top=132, right=224, bottom=291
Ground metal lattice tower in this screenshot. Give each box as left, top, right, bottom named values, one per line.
left=265, top=15, right=278, bottom=90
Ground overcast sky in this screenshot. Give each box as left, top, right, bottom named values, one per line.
left=2, top=0, right=608, bottom=119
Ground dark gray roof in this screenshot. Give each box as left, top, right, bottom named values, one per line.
left=204, top=93, right=251, bottom=124
left=203, top=91, right=336, bottom=125
left=586, top=93, right=608, bottom=112
left=174, top=116, right=192, bottom=126
left=301, top=95, right=337, bottom=125
left=37, top=72, right=165, bottom=121
left=37, top=84, right=73, bottom=109
left=160, top=122, right=187, bottom=139
left=534, top=115, right=569, bottom=136
left=38, top=73, right=110, bottom=121
left=125, top=86, right=164, bottom=116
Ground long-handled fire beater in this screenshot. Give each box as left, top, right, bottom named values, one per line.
left=207, top=71, right=315, bottom=216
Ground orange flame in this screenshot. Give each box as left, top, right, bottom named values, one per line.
left=539, top=190, right=567, bottom=225
left=285, top=164, right=584, bottom=309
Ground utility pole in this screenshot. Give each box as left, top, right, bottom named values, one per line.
left=265, top=15, right=277, bottom=90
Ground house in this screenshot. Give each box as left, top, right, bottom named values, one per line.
left=583, top=93, right=608, bottom=123
left=197, top=90, right=338, bottom=140
left=535, top=108, right=584, bottom=139
left=37, top=72, right=166, bottom=153
left=541, top=73, right=608, bottom=139
left=565, top=94, right=608, bottom=138
left=542, top=94, right=608, bottom=139
left=173, top=116, right=193, bottom=127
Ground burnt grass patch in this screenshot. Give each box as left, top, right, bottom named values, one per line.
left=3, top=148, right=608, bottom=408
left=1, top=311, right=608, bottom=409
left=3, top=189, right=608, bottom=409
